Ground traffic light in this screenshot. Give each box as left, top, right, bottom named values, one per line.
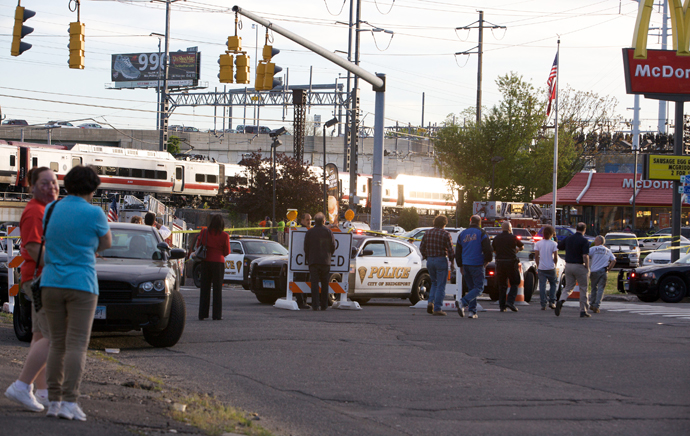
left=255, top=44, right=282, bottom=91
left=11, top=5, right=35, bottom=57
left=68, top=21, right=85, bottom=69
left=218, top=54, right=233, bottom=83
left=235, top=53, right=250, bottom=84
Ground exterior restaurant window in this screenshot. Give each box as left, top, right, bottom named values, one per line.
left=533, top=172, right=687, bottom=236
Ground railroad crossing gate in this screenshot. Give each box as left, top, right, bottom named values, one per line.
left=275, top=228, right=360, bottom=310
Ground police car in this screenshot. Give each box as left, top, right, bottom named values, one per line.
left=189, top=236, right=288, bottom=289
left=248, top=234, right=431, bottom=305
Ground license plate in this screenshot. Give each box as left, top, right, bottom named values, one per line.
left=624, top=282, right=629, bottom=291
left=94, top=306, right=106, bottom=320
left=263, top=280, right=275, bottom=289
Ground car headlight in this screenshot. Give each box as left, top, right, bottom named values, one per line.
left=140, top=281, right=154, bottom=292
left=640, top=272, right=655, bottom=279
left=643, top=257, right=652, bottom=264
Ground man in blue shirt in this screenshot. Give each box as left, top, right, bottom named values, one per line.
left=556, top=222, right=591, bottom=318
left=455, top=215, right=493, bottom=319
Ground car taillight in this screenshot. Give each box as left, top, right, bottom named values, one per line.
left=533, top=236, right=542, bottom=241
left=630, top=272, right=636, bottom=278
left=488, top=270, right=494, bottom=276
left=516, top=235, right=522, bottom=239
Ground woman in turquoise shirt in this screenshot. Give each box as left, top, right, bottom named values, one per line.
left=41, top=166, right=112, bottom=421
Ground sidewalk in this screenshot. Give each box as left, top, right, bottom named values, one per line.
left=0, top=320, right=202, bottom=436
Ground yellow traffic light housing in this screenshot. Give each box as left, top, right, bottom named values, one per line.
left=11, top=5, right=35, bottom=57
left=256, top=43, right=282, bottom=91
left=68, top=21, right=85, bottom=69
left=218, top=54, right=234, bottom=83
left=235, top=53, right=250, bottom=84
left=228, top=35, right=242, bottom=52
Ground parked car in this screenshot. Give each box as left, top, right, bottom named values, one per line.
left=382, top=225, right=405, bottom=235
left=170, top=125, right=184, bottom=132
left=78, top=123, right=103, bottom=129
left=618, top=252, right=690, bottom=303
left=187, top=235, right=288, bottom=289
left=243, top=125, right=271, bottom=134
left=342, top=221, right=371, bottom=234
left=401, top=227, right=465, bottom=247
left=183, top=126, right=200, bottom=132
left=638, top=227, right=690, bottom=251
left=534, top=225, right=596, bottom=243
left=1, top=119, right=28, bottom=126
left=481, top=241, right=565, bottom=302
left=605, top=232, right=640, bottom=268
left=45, top=121, right=76, bottom=128
left=248, top=234, right=430, bottom=306
left=641, top=239, right=690, bottom=266
left=13, top=223, right=187, bottom=347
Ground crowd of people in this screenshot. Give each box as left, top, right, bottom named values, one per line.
left=420, top=214, right=616, bottom=319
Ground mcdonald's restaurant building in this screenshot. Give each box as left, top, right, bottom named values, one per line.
left=532, top=171, right=690, bottom=235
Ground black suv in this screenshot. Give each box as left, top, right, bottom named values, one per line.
left=188, top=235, right=288, bottom=289
left=14, top=223, right=187, bottom=348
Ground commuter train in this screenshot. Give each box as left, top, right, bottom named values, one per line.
left=0, top=140, right=456, bottom=212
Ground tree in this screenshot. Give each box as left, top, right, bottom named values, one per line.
left=223, top=151, right=322, bottom=222
left=397, top=207, right=419, bottom=231
left=167, top=136, right=181, bottom=155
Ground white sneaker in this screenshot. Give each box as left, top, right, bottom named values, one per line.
left=58, top=401, right=86, bottom=421
left=46, top=401, right=61, bottom=418
left=35, top=393, right=50, bottom=407
left=5, top=382, right=44, bottom=412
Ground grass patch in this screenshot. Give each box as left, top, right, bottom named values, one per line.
left=170, top=393, right=274, bottom=436
left=0, top=312, right=12, bottom=324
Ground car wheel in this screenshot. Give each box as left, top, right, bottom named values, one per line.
left=351, top=298, right=370, bottom=305
left=255, top=294, right=278, bottom=304
left=523, top=270, right=536, bottom=303
left=556, top=274, right=566, bottom=301
left=13, top=293, right=32, bottom=343
left=193, top=264, right=201, bottom=288
left=410, top=272, right=431, bottom=305
left=658, top=276, right=687, bottom=303
left=143, top=291, right=186, bottom=348
left=327, top=274, right=342, bottom=306
left=636, top=294, right=660, bottom=303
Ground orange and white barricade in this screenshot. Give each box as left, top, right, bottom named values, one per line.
left=275, top=227, right=360, bottom=311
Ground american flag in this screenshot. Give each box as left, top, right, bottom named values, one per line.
left=107, top=196, right=118, bottom=222
left=546, top=52, right=558, bottom=117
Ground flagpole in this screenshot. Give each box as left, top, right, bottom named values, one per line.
left=552, top=39, right=560, bottom=226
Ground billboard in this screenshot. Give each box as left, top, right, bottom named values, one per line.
left=110, top=51, right=200, bottom=88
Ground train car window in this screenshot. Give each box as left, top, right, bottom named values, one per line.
left=72, top=157, right=81, bottom=167
left=196, top=174, right=205, bottom=183
left=175, top=167, right=182, bottom=180
left=32, top=157, right=38, bottom=167
left=156, top=171, right=167, bottom=180
left=118, top=168, right=130, bottom=177
left=105, top=167, right=117, bottom=176
left=94, top=166, right=104, bottom=175
left=9, top=155, right=15, bottom=166
left=432, top=193, right=440, bottom=200
left=207, top=174, right=217, bottom=183
left=132, top=168, right=143, bottom=178
left=362, top=184, right=366, bottom=193
left=385, top=189, right=390, bottom=196
left=144, top=169, right=155, bottom=179
left=50, top=162, right=58, bottom=172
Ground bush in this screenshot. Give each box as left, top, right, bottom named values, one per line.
left=397, top=207, right=419, bottom=231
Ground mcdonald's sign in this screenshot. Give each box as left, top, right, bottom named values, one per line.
left=623, top=0, right=690, bottom=96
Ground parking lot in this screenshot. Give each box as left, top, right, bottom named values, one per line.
left=79, top=284, right=690, bottom=436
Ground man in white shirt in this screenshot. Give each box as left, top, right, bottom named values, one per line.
left=588, top=235, right=616, bottom=313
left=535, top=225, right=560, bottom=310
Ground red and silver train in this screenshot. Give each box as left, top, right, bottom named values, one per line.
left=0, top=140, right=457, bottom=212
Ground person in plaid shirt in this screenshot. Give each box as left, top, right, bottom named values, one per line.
left=420, top=215, right=455, bottom=316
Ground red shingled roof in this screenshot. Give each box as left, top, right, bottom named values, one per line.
left=533, top=172, right=676, bottom=206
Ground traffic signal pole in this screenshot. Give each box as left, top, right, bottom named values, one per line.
left=232, top=6, right=387, bottom=231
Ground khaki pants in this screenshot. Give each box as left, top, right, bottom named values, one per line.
left=22, top=281, right=50, bottom=338
left=559, top=263, right=590, bottom=312
left=42, top=287, right=97, bottom=402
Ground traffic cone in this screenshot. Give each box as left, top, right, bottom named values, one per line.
left=514, top=263, right=529, bottom=306
left=568, top=284, right=581, bottom=301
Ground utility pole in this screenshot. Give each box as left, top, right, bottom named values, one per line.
left=455, top=11, right=505, bottom=125
left=158, top=0, right=176, bottom=152
left=349, top=0, right=362, bottom=211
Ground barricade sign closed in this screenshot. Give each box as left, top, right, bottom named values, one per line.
left=288, top=228, right=351, bottom=273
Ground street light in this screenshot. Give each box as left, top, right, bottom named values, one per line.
left=491, top=156, right=504, bottom=201
left=270, top=127, right=287, bottom=236
left=323, top=117, right=339, bottom=216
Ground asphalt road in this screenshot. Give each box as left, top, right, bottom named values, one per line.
left=91, top=285, right=690, bottom=436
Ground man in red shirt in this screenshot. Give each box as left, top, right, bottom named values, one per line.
left=4, top=167, right=59, bottom=412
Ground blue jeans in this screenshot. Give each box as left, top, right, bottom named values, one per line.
left=538, top=269, right=558, bottom=308
left=461, top=265, right=485, bottom=313
left=427, top=256, right=449, bottom=311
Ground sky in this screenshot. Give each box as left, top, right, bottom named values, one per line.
left=0, top=0, right=673, bottom=134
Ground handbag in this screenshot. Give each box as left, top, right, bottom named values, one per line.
left=194, top=229, right=208, bottom=260
left=30, top=199, right=60, bottom=313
